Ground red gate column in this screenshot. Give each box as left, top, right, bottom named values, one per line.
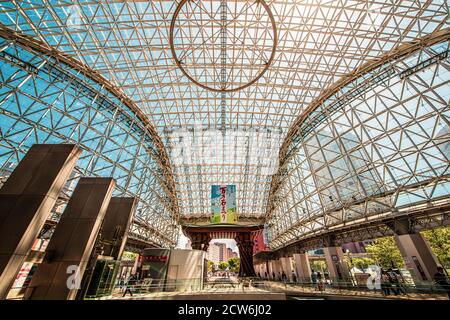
left=188, top=232, right=211, bottom=251
left=235, top=232, right=256, bottom=277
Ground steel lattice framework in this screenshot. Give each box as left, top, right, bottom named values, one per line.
left=267, top=30, right=450, bottom=249
left=0, top=26, right=178, bottom=247
left=0, top=1, right=449, bottom=246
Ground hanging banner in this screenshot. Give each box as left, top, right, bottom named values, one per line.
left=211, top=185, right=237, bottom=224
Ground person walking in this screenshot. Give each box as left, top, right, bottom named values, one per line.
left=395, top=269, right=407, bottom=295
left=387, top=268, right=399, bottom=295
left=122, top=274, right=137, bottom=297
left=434, top=267, right=450, bottom=299
left=281, top=271, right=287, bottom=283
left=381, top=269, right=391, bottom=296
left=311, top=270, right=317, bottom=284
left=316, top=272, right=324, bottom=291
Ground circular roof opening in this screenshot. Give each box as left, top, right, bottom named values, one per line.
left=169, top=0, right=277, bottom=93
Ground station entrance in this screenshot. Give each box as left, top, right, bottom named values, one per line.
left=183, top=225, right=263, bottom=277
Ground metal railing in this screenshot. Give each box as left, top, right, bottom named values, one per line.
left=250, top=277, right=450, bottom=299
left=114, top=278, right=204, bottom=296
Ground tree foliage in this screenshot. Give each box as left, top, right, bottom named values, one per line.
left=122, top=251, right=138, bottom=261
left=207, top=260, right=215, bottom=272
left=421, top=227, right=450, bottom=268
left=310, top=260, right=327, bottom=273
left=365, top=237, right=404, bottom=268
left=227, top=257, right=240, bottom=273
left=350, top=257, right=375, bottom=271
left=218, top=261, right=228, bottom=271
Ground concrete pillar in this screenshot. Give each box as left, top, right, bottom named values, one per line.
left=0, top=144, right=81, bottom=299
left=99, top=197, right=137, bottom=259
left=268, top=260, right=275, bottom=279
left=77, top=197, right=137, bottom=299
left=132, top=254, right=140, bottom=275
left=255, top=264, right=261, bottom=276
left=293, top=253, right=311, bottom=283
left=323, top=246, right=352, bottom=286
left=280, top=257, right=293, bottom=281
left=395, top=233, right=440, bottom=285
left=261, top=262, right=268, bottom=279
left=24, top=177, right=115, bottom=300
left=271, top=259, right=282, bottom=280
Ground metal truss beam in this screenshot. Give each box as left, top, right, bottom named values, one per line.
left=263, top=201, right=450, bottom=259
left=0, top=23, right=179, bottom=220
left=279, top=27, right=450, bottom=167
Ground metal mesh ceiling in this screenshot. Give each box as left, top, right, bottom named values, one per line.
left=0, top=0, right=448, bottom=229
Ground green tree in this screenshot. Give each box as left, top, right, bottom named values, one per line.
left=218, top=261, right=228, bottom=271
left=421, top=227, right=450, bottom=268
left=351, top=257, right=375, bottom=271
left=365, top=237, right=404, bottom=268
left=227, top=257, right=240, bottom=273
left=121, top=251, right=138, bottom=261
left=207, top=260, right=215, bottom=272
left=310, top=260, right=327, bottom=273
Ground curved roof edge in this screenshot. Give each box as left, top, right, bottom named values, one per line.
left=279, top=27, right=450, bottom=166
left=0, top=23, right=179, bottom=220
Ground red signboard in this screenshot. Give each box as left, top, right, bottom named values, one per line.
left=140, top=255, right=169, bottom=263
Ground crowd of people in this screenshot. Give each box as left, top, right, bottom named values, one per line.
left=117, top=265, right=450, bottom=299
left=380, top=268, right=406, bottom=296
left=255, top=265, right=450, bottom=298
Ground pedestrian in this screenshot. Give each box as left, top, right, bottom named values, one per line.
left=381, top=269, right=391, bottom=296
left=324, top=272, right=330, bottom=285
left=395, top=269, right=407, bottom=295
left=122, top=274, right=137, bottom=297
left=387, top=268, right=399, bottom=295
left=281, top=271, right=287, bottom=282
left=433, top=266, right=450, bottom=299
left=316, top=272, right=324, bottom=291
left=311, top=269, right=317, bottom=286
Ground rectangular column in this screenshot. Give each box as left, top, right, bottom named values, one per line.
left=293, top=253, right=311, bottom=283
left=0, top=144, right=81, bottom=299
left=255, top=264, right=261, bottom=276
left=280, top=257, right=293, bottom=281
left=268, top=260, right=275, bottom=279
left=274, top=260, right=282, bottom=280
left=395, top=233, right=440, bottom=285
left=100, top=197, right=137, bottom=259
left=261, top=262, right=268, bottom=279
left=24, top=177, right=115, bottom=300
left=323, top=246, right=352, bottom=286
